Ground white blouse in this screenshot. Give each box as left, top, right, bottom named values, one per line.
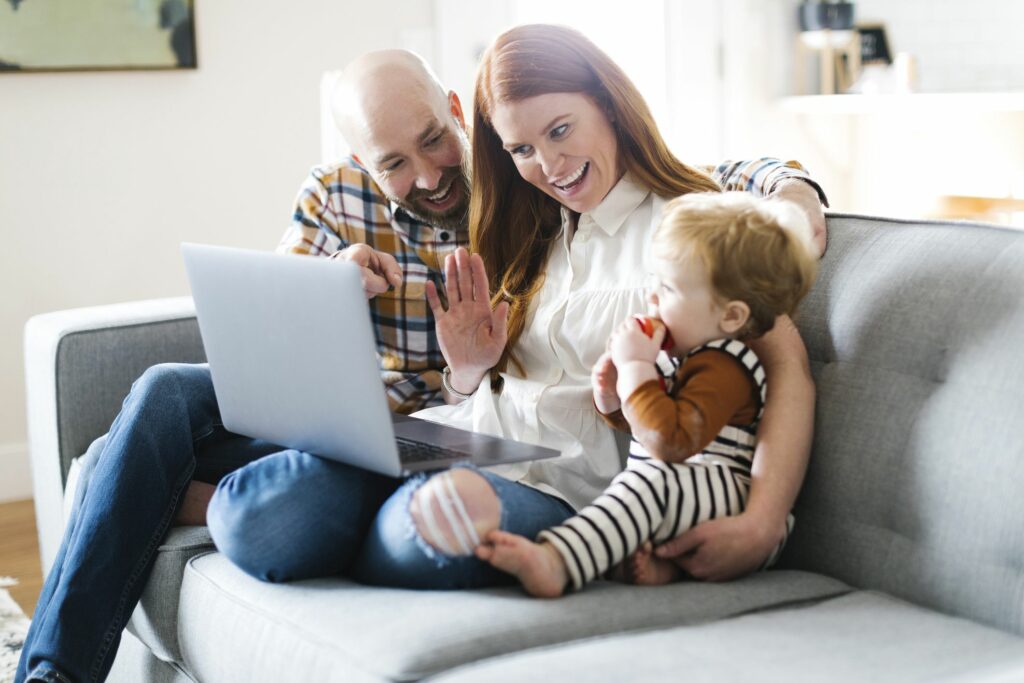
left=414, top=174, right=664, bottom=510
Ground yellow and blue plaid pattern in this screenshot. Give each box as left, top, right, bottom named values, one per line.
left=277, top=157, right=825, bottom=414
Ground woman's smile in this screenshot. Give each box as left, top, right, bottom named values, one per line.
left=553, top=162, right=589, bottom=194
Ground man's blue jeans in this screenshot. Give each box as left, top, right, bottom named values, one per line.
left=17, top=363, right=573, bottom=683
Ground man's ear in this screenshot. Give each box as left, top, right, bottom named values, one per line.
left=719, top=300, right=751, bottom=336
left=449, top=91, right=466, bottom=129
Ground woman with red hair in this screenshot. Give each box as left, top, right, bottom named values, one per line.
left=412, top=23, right=826, bottom=586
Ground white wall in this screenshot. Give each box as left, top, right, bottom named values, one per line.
left=0, top=0, right=434, bottom=502
left=855, top=0, right=1024, bottom=93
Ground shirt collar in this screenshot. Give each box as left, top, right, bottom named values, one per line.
left=389, top=199, right=468, bottom=240
left=572, top=172, right=650, bottom=236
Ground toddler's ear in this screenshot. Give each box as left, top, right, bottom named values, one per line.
left=719, top=300, right=750, bottom=336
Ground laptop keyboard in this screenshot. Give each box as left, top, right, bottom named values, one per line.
left=396, top=437, right=468, bottom=464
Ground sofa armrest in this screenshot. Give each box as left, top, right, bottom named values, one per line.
left=24, top=296, right=206, bottom=574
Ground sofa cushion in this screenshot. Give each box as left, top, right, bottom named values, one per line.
left=786, top=215, right=1024, bottom=635
left=431, top=591, right=1024, bottom=683
left=176, top=552, right=850, bottom=682
left=108, top=630, right=195, bottom=683
left=126, top=526, right=214, bottom=667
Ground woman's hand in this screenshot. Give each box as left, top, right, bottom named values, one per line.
left=591, top=352, right=620, bottom=414
left=653, top=513, right=785, bottom=582
left=425, top=247, right=510, bottom=395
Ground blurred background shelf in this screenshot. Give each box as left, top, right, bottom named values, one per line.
left=779, top=92, right=1024, bottom=114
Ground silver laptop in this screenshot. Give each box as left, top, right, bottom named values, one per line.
left=181, top=243, right=560, bottom=477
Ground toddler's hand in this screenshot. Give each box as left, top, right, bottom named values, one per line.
left=592, top=351, right=620, bottom=414
left=609, top=318, right=664, bottom=367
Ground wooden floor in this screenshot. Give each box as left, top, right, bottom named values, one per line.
left=0, top=498, right=43, bottom=616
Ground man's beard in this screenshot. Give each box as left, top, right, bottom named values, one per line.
left=389, top=128, right=472, bottom=231
left=391, top=159, right=472, bottom=232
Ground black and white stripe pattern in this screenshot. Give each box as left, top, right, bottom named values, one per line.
left=540, top=338, right=784, bottom=590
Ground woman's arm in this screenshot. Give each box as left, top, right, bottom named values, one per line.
left=654, top=315, right=814, bottom=580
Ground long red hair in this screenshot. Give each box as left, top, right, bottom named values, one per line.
left=471, top=24, right=720, bottom=378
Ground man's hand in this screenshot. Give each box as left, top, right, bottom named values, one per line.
left=330, top=244, right=403, bottom=298
left=653, top=513, right=783, bottom=582
left=425, top=247, right=509, bottom=396
left=769, top=179, right=827, bottom=258
left=592, top=351, right=620, bottom=415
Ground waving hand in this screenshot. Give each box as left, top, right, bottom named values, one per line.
left=425, top=248, right=510, bottom=396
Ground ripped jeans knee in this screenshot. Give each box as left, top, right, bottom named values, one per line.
left=409, top=468, right=502, bottom=557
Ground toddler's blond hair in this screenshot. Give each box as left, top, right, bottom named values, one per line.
left=653, top=192, right=818, bottom=339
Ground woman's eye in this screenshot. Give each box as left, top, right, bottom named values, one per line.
left=511, top=144, right=533, bottom=157
left=550, top=124, right=569, bottom=139
left=425, top=133, right=443, bottom=147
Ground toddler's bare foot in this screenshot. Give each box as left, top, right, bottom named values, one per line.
left=628, top=541, right=683, bottom=586
left=476, top=531, right=568, bottom=598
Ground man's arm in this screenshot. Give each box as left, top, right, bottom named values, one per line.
left=384, top=370, right=445, bottom=413
left=770, top=179, right=827, bottom=257
left=710, top=158, right=829, bottom=257
left=654, top=316, right=813, bottom=580
left=277, top=166, right=347, bottom=256
left=278, top=164, right=442, bottom=414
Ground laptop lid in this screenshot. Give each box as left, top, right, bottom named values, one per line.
left=183, top=243, right=561, bottom=477
left=182, top=243, right=406, bottom=477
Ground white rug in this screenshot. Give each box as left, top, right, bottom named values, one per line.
left=0, top=578, right=29, bottom=683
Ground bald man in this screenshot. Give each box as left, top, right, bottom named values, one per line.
left=18, top=49, right=828, bottom=683
left=277, top=50, right=475, bottom=414
left=332, top=50, right=470, bottom=231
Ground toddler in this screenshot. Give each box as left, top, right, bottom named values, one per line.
left=476, top=191, right=818, bottom=597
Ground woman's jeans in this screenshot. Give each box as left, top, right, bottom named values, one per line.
left=17, top=363, right=574, bottom=683
left=208, top=453, right=575, bottom=589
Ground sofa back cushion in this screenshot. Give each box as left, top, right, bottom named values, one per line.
left=784, top=214, right=1024, bottom=636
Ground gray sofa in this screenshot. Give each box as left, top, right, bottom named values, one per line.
left=24, top=213, right=1024, bottom=681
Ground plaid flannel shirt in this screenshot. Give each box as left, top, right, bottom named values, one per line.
left=277, top=157, right=826, bottom=414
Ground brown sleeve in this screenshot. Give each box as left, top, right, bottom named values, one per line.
left=621, top=350, right=760, bottom=463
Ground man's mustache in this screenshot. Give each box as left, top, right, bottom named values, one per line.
left=405, top=166, right=465, bottom=203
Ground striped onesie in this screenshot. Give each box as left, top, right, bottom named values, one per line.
left=539, top=338, right=791, bottom=590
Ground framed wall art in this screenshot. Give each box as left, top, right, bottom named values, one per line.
left=0, top=0, right=196, bottom=72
